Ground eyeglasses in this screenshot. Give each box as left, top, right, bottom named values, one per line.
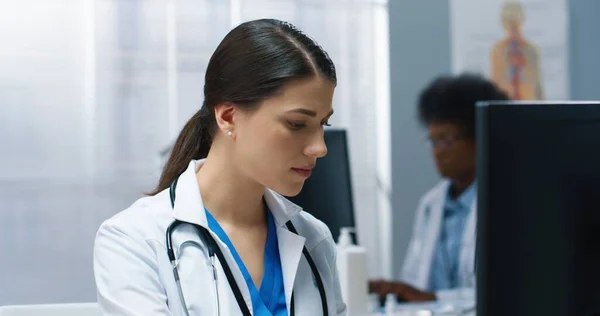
left=426, top=134, right=466, bottom=150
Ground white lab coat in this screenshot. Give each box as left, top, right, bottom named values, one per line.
left=400, top=179, right=477, bottom=301
left=93, top=159, right=347, bottom=316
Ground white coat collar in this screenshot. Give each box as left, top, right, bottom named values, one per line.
left=171, top=159, right=308, bottom=316
left=416, top=179, right=450, bottom=287
left=171, top=159, right=303, bottom=230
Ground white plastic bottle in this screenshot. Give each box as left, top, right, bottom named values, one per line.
left=336, top=227, right=368, bottom=316
left=384, top=293, right=397, bottom=315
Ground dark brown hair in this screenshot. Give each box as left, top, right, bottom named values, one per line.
left=148, top=19, right=337, bottom=195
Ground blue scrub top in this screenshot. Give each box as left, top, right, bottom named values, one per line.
left=206, top=208, right=287, bottom=316
left=428, top=181, right=476, bottom=291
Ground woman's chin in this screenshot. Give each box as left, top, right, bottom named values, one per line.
left=273, top=182, right=305, bottom=198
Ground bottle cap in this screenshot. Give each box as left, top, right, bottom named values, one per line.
left=338, top=227, right=355, bottom=247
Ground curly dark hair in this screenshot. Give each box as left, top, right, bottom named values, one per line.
left=417, top=73, right=509, bottom=138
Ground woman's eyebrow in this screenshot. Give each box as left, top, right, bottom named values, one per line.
left=285, top=108, right=334, bottom=118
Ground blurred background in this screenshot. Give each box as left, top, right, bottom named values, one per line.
left=1, top=0, right=599, bottom=307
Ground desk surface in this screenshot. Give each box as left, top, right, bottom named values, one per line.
left=371, top=299, right=476, bottom=316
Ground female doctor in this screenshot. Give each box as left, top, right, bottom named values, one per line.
left=93, top=19, right=346, bottom=316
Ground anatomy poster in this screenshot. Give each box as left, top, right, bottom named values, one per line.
left=450, top=0, right=569, bottom=100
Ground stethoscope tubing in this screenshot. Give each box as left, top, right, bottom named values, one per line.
left=165, top=175, right=328, bottom=316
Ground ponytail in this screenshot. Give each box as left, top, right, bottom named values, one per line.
left=147, top=106, right=214, bottom=195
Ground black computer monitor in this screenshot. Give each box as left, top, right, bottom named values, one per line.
left=476, top=101, right=600, bottom=316
left=288, top=128, right=356, bottom=243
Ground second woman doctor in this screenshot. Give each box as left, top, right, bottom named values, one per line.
left=93, top=19, right=346, bottom=316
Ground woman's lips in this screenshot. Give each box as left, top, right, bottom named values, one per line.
left=291, top=167, right=313, bottom=178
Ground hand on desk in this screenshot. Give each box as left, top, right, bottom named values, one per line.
left=369, top=279, right=436, bottom=304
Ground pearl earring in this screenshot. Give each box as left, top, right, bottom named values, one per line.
left=227, top=131, right=233, bottom=136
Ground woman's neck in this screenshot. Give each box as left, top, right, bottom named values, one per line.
left=196, top=152, right=267, bottom=228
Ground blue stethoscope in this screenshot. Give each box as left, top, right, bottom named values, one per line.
left=165, top=176, right=329, bottom=316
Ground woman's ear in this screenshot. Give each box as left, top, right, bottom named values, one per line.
left=214, top=103, right=235, bottom=135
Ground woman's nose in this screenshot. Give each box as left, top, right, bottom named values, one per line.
left=305, top=133, right=328, bottom=158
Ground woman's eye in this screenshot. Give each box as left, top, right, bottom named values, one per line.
left=288, top=121, right=306, bottom=130
left=323, top=121, right=331, bottom=127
